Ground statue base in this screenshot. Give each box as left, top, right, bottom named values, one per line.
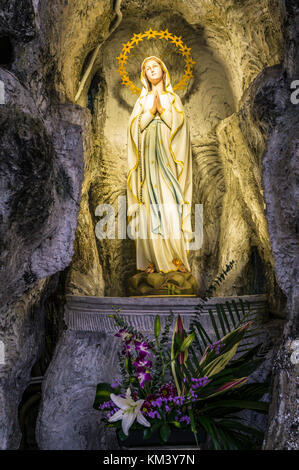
left=127, top=271, right=197, bottom=296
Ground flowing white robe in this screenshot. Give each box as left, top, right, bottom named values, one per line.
left=127, top=64, right=193, bottom=273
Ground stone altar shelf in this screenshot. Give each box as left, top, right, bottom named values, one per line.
left=65, top=294, right=268, bottom=333
left=36, top=294, right=268, bottom=450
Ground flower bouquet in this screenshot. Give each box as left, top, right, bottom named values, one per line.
left=93, top=296, right=269, bottom=449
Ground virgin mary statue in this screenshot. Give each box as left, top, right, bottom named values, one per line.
left=127, top=56, right=192, bottom=274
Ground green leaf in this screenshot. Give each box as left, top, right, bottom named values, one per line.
left=230, top=343, right=262, bottom=365
left=216, top=304, right=227, bottom=336
left=143, top=427, right=153, bottom=440
left=198, top=399, right=269, bottom=414
left=228, top=358, right=265, bottom=378
left=225, top=301, right=237, bottom=328
left=160, top=423, right=171, bottom=443
left=219, top=304, right=231, bottom=333
left=129, top=376, right=139, bottom=386
left=201, top=343, right=239, bottom=377
left=181, top=362, right=192, bottom=384
left=171, top=421, right=181, bottom=428
left=93, top=383, right=119, bottom=409
left=180, top=332, right=195, bottom=352
left=208, top=309, right=221, bottom=340
left=171, top=323, right=181, bottom=395
left=197, top=416, right=221, bottom=450
left=194, top=320, right=212, bottom=345
left=154, top=315, right=161, bottom=338
left=118, top=429, right=127, bottom=441
left=185, top=356, right=197, bottom=378
left=202, top=377, right=248, bottom=400
left=189, top=346, right=205, bottom=376
left=188, top=408, right=198, bottom=446
left=231, top=300, right=241, bottom=323
left=175, top=362, right=187, bottom=384
left=216, top=427, right=239, bottom=450
left=225, top=383, right=269, bottom=401
left=215, top=426, right=229, bottom=449
left=125, top=357, right=130, bottom=374
left=218, top=419, right=265, bottom=440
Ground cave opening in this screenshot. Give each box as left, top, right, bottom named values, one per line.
left=0, top=36, right=14, bottom=67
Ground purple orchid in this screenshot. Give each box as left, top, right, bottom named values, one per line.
left=121, top=341, right=135, bottom=356
left=135, top=340, right=151, bottom=357
left=137, top=370, right=152, bottom=388
left=133, top=356, right=152, bottom=370
left=115, top=329, right=133, bottom=342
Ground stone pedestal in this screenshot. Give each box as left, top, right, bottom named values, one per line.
left=127, top=271, right=197, bottom=296
left=36, top=294, right=272, bottom=450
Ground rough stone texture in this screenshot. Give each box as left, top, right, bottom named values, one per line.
left=0, top=65, right=86, bottom=449
left=0, top=0, right=36, bottom=42
left=36, top=329, right=120, bottom=450
left=0, top=70, right=84, bottom=307
left=0, top=275, right=58, bottom=449
left=260, top=0, right=299, bottom=450
left=0, top=0, right=90, bottom=450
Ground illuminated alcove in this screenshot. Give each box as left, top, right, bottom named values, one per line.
left=63, top=2, right=285, bottom=307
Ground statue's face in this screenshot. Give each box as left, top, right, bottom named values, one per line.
left=144, top=59, right=163, bottom=85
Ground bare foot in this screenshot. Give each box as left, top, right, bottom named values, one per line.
left=178, top=263, right=188, bottom=273
left=145, top=262, right=155, bottom=274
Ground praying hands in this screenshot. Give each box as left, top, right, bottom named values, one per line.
left=150, top=90, right=164, bottom=115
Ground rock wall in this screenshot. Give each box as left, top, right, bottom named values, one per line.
left=260, top=0, right=299, bottom=449
left=0, top=0, right=89, bottom=449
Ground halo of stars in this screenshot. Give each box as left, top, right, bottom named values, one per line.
left=116, top=29, right=195, bottom=95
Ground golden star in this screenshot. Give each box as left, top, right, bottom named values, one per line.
left=121, top=76, right=130, bottom=85
left=117, top=53, right=128, bottom=65
left=158, top=30, right=168, bottom=39
left=184, top=63, right=194, bottom=73
left=117, top=62, right=126, bottom=72
left=185, top=56, right=196, bottom=66
left=179, top=45, right=191, bottom=57
left=159, top=28, right=172, bottom=40
left=131, top=33, right=143, bottom=45
left=122, top=41, right=134, bottom=54
left=171, top=35, right=183, bottom=48
left=144, top=28, right=158, bottom=40
left=184, top=70, right=193, bottom=79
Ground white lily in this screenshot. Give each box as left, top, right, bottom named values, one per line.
left=108, top=388, right=151, bottom=436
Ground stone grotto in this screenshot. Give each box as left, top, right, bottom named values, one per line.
left=0, top=0, right=298, bottom=451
